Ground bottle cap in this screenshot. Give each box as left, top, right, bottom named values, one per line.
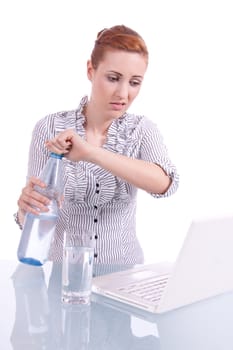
left=50, top=152, right=64, bottom=159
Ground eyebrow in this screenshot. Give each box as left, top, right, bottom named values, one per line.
left=107, top=70, right=143, bottom=79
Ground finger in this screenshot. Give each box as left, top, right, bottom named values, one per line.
left=45, top=140, right=71, bottom=154
left=54, top=135, right=73, bottom=150
left=45, top=143, right=69, bottom=154
left=46, top=139, right=64, bottom=151
left=18, top=200, right=44, bottom=215
left=18, top=193, right=50, bottom=215
left=18, top=181, right=51, bottom=214
left=27, top=176, right=47, bottom=188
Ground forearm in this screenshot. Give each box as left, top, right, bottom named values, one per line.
left=88, top=147, right=171, bottom=194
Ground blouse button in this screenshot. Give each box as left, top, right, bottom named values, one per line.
left=96, top=183, right=99, bottom=187
left=95, top=190, right=100, bottom=194
left=94, top=218, right=98, bottom=223
left=94, top=253, right=98, bottom=258
left=95, top=235, right=98, bottom=239
left=94, top=205, right=98, bottom=209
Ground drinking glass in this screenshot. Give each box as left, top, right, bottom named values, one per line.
left=62, top=231, right=95, bottom=305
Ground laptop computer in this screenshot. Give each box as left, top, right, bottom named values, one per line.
left=92, top=214, right=233, bottom=314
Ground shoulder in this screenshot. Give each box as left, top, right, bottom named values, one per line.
left=123, top=112, right=160, bottom=134
left=34, top=96, right=88, bottom=134
left=32, top=110, right=75, bottom=139
left=36, top=108, right=78, bottom=126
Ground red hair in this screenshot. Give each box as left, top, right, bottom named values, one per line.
left=91, top=25, right=149, bottom=69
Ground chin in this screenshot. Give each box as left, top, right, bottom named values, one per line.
left=112, top=108, right=127, bottom=118
left=112, top=112, right=125, bottom=120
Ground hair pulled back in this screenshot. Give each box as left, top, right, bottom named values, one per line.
left=91, top=25, right=149, bottom=69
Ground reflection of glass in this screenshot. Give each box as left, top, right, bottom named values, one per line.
left=61, top=304, right=91, bottom=350
left=10, top=264, right=49, bottom=349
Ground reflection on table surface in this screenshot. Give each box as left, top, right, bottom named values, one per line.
left=10, top=262, right=159, bottom=350
left=2, top=260, right=233, bottom=349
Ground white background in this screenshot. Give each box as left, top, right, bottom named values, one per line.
left=0, top=0, right=233, bottom=263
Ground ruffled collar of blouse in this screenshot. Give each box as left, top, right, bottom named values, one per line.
left=75, top=95, right=131, bottom=154
left=60, top=95, right=142, bottom=205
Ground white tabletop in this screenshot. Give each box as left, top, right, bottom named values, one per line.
left=1, top=259, right=233, bottom=349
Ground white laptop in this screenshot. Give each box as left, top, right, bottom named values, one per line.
left=92, top=215, right=233, bottom=314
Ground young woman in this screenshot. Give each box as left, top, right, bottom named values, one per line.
left=15, top=25, right=179, bottom=265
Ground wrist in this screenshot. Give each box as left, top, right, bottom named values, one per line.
left=87, top=145, right=104, bottom=164
left=13, top=209, right=26, bottom=230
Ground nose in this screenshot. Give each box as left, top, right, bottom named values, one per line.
left=115, top=81, right=129, bottom=99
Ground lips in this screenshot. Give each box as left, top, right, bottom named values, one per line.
left=110, top=102, right=126, bottom=111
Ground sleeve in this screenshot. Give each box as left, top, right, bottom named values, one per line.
left=26, top=114, right=57, bottom=180
left=139, top=118, right=179, bottom=198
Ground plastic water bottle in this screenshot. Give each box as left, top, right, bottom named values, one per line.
left=17, top=152, right=64, bottom=266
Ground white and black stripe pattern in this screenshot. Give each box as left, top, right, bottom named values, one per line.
left=25, top=96, right=179, bottom=264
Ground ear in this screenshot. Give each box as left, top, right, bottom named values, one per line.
left=87, top=60, right=94, bottom=81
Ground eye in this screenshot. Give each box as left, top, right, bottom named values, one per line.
left=130, top=80, right=142, bottom=87
left=107, top=75, right=120, bottom=82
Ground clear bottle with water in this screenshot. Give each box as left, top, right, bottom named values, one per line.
left=17, top=152, right=64, bottom=266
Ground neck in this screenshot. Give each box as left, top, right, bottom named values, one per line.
left=83, top=103, right=112, bottom=135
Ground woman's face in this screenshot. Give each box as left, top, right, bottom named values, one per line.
left=87, top=50, right=148, bottom=119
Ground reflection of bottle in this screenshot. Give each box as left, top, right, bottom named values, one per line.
left=17, top=152, right=63, bottom=266
left=61, top=304, right=91, bottom=350
left=10, top=263, right=50, bottom=349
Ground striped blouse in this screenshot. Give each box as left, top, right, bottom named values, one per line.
left=27, top=96, right=179, bottom=265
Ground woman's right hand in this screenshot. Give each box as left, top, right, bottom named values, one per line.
left=45, top=129, right=94, bottom=162
left=17, top=176, right=51, bottom=216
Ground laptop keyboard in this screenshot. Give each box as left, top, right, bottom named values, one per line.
left=118, top=275, right=169, bottom=304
